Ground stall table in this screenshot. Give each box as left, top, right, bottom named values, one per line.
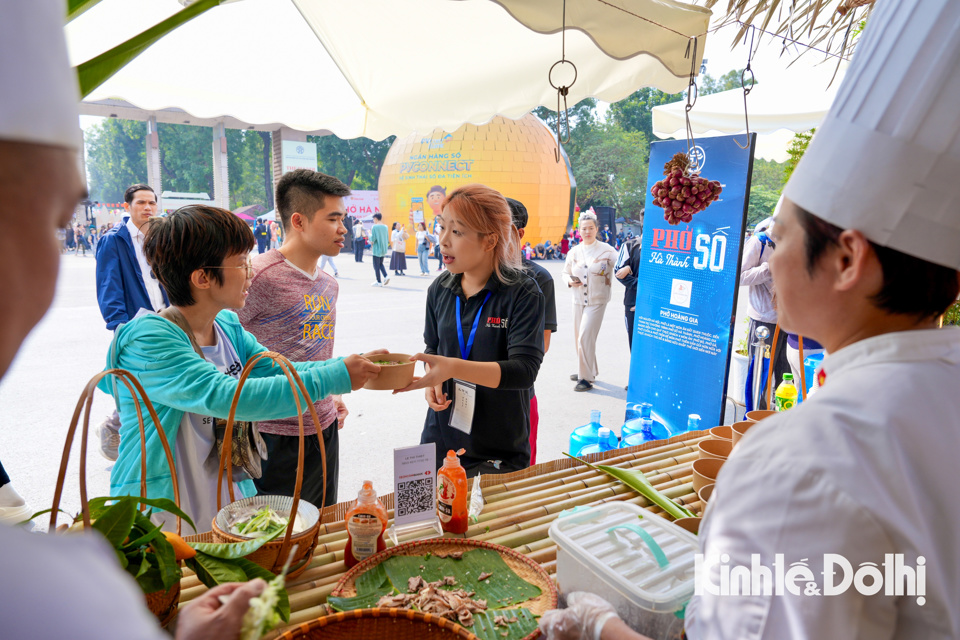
left=177, top=430, right=710, bottom=632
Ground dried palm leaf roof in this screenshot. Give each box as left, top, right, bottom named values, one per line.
left=705, top=0, right=876, bottom=60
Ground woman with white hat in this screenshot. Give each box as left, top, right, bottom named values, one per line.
left=562, top=210, right=618, bottom=392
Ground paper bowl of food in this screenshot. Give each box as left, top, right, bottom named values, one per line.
left=697, top=439, right=732, bottom=461
left=212, top=495, right=320, bottom=577
left=745, top=409, right=777, bottom=423
left=362, top=353, right=415, bottom=390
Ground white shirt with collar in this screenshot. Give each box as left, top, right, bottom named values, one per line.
left=126, top=218, right=166, bottom=311
left=686, top=327, right=960, bottom=640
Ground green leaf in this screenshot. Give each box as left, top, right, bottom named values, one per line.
left=471, top=609, right=540, bottom=640
left=92, top=500, right=137, bottom=548
left=88, top=496, right=196, bottom=532
left=123, top=522, right=164, bottom=551
left=564, top=454, right=697, bottom=520
left=75, top=0, right=221, bottom=98
left=17, top=507, right=72, bottom=527
left=150, top=534, right=182, bottom=591
left=188, top=527, right=282, bottom=559
left=326, top=587, right=395, bottom=612
left=186, top=553, right=248, bottom=587
left=233, top=559, right=291, bottom=623
left=134, top=554, right=152, bottom=579
left=66, top=0, right=104, bottom=21
left=114, top=547, right=130, bottom=570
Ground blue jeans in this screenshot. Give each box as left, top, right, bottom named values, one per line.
left=417, top=245, right=430, bottom=273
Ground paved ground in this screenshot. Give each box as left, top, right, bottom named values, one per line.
left=0, top=250, right=748, bottom=526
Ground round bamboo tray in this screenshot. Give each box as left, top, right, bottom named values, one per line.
left=277, top=607, right=478, bottom=639
left=332, top=538, right=557, bottom=640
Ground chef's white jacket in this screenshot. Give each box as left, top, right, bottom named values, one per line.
left=686, top=327, right=960, bottom=639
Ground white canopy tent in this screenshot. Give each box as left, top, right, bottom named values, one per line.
left=66, top=0, right=711, bottom=140
left=651, top=63, right=843, bottom=161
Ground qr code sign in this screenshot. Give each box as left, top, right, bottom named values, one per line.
left=396, top=477, right=434, bottom=518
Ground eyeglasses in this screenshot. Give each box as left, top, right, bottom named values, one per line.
left=201, top=260, right=254, bottom=277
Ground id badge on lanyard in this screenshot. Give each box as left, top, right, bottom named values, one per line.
left=449, top=291, right=491, bottom=435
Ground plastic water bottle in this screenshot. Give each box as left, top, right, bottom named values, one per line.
left=580, top=427, right=619, bottom=455
left=775, top=373, right=798, bottom=412
left=569, top=410, right=603, bottom=457
left=598, top=427, right=618, bottom=451
left=620, top=417, right=670, bottom=447
left=622, top=402, right=667, bottom=440
left=687, top=414, right=702, bottom=432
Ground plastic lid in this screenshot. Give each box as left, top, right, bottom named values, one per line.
left=783, top=373, right=794, bottom=381
left=442, top=448, right=466, bottom=468
left=590, top=410, right=601, bottom=423
left=356, top=480, right=377, bottom=503
left=598, top=427, right=611, bottom=438
left=638, top=403, right=653, bottom=419
left=548, top=502, right=697, bottom=612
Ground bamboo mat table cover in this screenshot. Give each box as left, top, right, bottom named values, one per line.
left=177, top=430, right=710, bottom=632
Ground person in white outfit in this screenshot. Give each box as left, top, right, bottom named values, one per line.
left=562, top=211, right=618, bottom=392
left=539, top=1, right=960, bottom=638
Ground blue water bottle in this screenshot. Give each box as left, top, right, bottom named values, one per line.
left=620, top=416, right=671, bottom=447
left=580, top=427, right=618, bottom=455
left=569, top=410, right=603, bottom=457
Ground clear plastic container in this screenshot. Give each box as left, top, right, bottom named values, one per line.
left=549, top=503, right=697, bottom=639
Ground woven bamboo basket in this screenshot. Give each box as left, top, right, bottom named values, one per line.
left=277, top=607, right=479, bottom=639
left=48, top=368, right=184, bottom=627
left=211, top=352, right=325, bottom=578
left=331, top=538, right=557, bottom=640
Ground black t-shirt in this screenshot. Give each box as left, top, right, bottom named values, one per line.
left=522, top=259, right=557, bottom=333
left=421, top=271, right=545, bottom=474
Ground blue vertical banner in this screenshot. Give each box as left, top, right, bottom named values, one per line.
left=627, top=134, right=756, bottom=433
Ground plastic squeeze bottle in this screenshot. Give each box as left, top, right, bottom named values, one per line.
left=344, top=480, right=388, bottom=568
left=437, top=449, right=469, bottom=534
left=775, top=373, right=799, bottom=412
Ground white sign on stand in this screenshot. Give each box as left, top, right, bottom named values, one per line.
left=281, top=141, right=317, bottom=174
left=389, top=444, right=442, bottom=544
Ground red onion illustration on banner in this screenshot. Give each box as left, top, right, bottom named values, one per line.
left=650, top=152, right=722, bottom=225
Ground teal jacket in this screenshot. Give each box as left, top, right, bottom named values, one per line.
left=99, top=310, right=352, bottom=508
left=370, top=223, right=389, bottom=257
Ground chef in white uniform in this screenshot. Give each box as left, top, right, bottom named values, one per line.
left=540, top=1, right=960, bottom=638
left=0, top=2, right=264, bottom=638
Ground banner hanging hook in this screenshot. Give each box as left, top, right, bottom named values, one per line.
left=683, top=36, right=701, bottom=171
left=549, top=0, right=577, bottom=162
left=735, top=26, right=757, bottom=150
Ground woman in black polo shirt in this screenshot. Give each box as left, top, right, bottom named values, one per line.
left=398, top=184, right=545, bottom=476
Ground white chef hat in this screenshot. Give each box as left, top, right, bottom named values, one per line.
left=0, top=1, right=81, bottom=150
left=783, top=0, right=960, bottom=270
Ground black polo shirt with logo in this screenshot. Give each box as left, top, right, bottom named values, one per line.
left=421, top=270, right=545, bottom=474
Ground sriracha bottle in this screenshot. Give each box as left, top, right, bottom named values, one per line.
left=344, top=480, right=388, bottom=568
left=437, top=448, right=469, bottom=534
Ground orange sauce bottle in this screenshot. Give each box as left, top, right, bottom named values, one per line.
left=344, top=480, right=388, bottom=568
left=437, top=449, right=468, bottom=534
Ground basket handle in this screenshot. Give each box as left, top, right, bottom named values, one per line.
left=216, top=352, right=327, bottom=572
left=49, top=368, right=182, bottom=534
left=606, top=524, right=670, bottom=569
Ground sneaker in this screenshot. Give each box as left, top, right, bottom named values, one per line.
left=371, top=281, right=382, bottom=286
left=574, top=379, right=594, bottom=392
left=96, top=420, right=120, bottom=461
left=334, top=272, right=340, bottom=278
left=0, top=484, right=33, bottom=526
left=570, top=373, right=579, bottom=381
left=383, top=276, right=391, bottom=286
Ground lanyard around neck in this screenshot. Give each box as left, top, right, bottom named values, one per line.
left=456, top=290, right=492, bottom=360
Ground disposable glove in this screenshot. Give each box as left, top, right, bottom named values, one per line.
left=539, top=591, right=620, bottom=640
